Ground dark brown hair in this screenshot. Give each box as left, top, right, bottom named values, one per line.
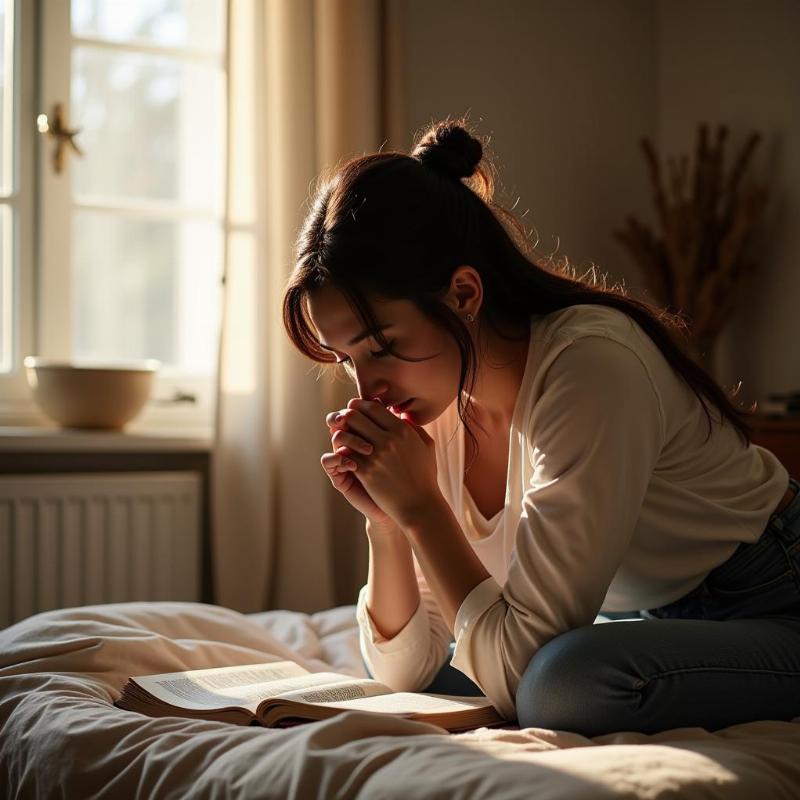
left=283, top=117, right=754, bottom=467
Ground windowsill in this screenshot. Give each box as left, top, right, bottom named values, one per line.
left=0, top=425, right=213, bottom=453
left=0, top=391, right=216, bottom=451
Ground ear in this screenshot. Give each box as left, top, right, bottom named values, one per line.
left=444, top=265, right=483, bottom=318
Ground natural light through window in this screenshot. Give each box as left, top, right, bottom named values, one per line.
left=0, top=0, right=13, bottom=374
left=66, top=0, right=226, bottom=376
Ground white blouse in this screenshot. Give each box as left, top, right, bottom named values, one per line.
left=356, top=303, right=789, bottom=721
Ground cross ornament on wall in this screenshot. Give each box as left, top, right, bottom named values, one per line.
left=37, top=102, right=84, bottom=174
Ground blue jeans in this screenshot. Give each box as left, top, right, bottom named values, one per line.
left=363, top=478, right=800, bottom=735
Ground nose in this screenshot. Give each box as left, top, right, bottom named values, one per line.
left=354, top=368, right=388, bottom=404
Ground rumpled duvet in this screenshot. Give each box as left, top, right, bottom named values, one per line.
left=1, top=601, right=799, bottom=799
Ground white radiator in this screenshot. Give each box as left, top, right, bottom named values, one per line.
left=0, top=472, right=201, bottom=629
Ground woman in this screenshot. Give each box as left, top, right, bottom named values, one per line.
left=282, top=119, right=800, bottom=735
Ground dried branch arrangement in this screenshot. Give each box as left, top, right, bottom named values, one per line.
left=614, top=124, right=769, bottom=369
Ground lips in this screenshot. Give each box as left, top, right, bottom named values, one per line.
left=389, top=398, right=413, bottom=414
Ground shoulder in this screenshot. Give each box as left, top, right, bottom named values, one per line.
left=529, top=305, right=659, bottom=387
left=534, top=338, right=663, bottom=433
left=545, top=332, right=653, bottom=385
left=521, top=310, right=667, bottom=447
left=533, top=303, right=641, bottom=345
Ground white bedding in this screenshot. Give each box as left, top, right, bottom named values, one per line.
left=1, top=601, right=799, bottom=799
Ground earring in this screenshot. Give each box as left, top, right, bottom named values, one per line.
left=466, top=313, right=474, bottom=323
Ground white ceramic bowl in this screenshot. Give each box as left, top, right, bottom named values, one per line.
left=23, top=357, right=161, bottom=430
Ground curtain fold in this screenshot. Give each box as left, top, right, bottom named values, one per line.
left=212, top=0, right=405, bottom=613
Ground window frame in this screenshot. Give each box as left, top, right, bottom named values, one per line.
left=0, top=0, right=227, bottom=435
left=0, top=0, right=38, bottom=425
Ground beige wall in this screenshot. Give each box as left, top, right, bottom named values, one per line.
left=657, top=0, right=800, bottom=404
left=396, top=0, right=656, bottom=294
left=394, top=0, right=798, bottom=404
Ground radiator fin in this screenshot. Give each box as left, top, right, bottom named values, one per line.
left=0, top=472, right=201, bottom=628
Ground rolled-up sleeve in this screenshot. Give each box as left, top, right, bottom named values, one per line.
left=356, top=549, right=454, bottom=692
left=449, top=335, right=665, bottom=720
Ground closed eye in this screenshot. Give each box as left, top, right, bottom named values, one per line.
left=335, top=343, right=393, bottom=365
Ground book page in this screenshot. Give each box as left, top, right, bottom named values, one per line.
left=273, top=679, right=392, bottom=705
left=133, top=662, right=388, bottom=712
left=133, top=661, right=309, bottom=710
left=314, top=692, right=495, bottom=715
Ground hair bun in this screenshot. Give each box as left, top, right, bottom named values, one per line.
left=412, top=121, right=483, bottom=180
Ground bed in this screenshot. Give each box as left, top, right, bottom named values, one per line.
left=1, top=601, right=799, bottom=799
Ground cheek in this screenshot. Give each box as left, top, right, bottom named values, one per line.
left=417, top=347, right=463, bottom=397
left=392, top=334, right=463, bottom=401
left=439, top=338, right=466, bottom=384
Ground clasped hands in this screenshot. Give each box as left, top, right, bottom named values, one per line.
left=324, top=397, right=441, bottom=531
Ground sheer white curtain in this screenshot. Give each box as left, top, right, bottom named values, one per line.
left=212, top=0, right=406, bottom=613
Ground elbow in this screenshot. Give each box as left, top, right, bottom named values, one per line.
left=360, top=641, right=448, bottom=694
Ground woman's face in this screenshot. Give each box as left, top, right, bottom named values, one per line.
left=306, top=284, right=464, bottom=425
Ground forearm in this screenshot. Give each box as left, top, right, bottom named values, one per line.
left=364, top=519, right=420, bottom=640
left=403, top=497, right=491, bottom=633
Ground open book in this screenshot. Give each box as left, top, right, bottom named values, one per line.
left=115, top=660, right=509, bottom=733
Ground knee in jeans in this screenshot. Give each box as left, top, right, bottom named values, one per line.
left=515, top=627, right=603, bottom=730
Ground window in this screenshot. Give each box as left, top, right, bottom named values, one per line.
left=0, top=0, right=36, bottom=425
left=0, top=0, right=228, bottom=433
left=0, top=0, right=24, bottom=383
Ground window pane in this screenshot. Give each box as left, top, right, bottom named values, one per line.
left=72, top=46, right=225, bottom=211
left=0, top=205, right=10, bottom=372
left=72, top=211, right=222, bottom=373
left=71, top=0, right=225, bottom=54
